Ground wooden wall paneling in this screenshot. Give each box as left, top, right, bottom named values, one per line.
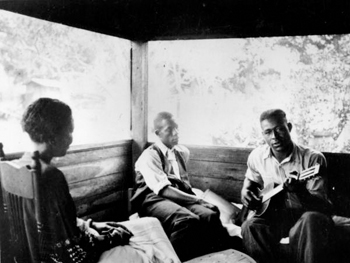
left=190, top=176, right=243, bottom=204
left=55, top=142, right=133, bottom=221
left=324, top=152, right=350, bottom=217
left=76, top=191, right=127, bottom=221
left=69, top=171, right=128, bottom=200
left=187, top=145, right=252, bottom=203
left=85, top=204, right=128, bottom=222
left=60, top=157, right=129, bottom=184
left=188, top=160, right=248, bottom=180
left=188, top=145, right=253, bottom=164
left=131, top=42, right=148, bottom=177
left=53, top=142, right=131, bottom=167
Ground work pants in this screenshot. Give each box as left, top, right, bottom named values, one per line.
left=241, top=211, right=334, bottom=263
left=140, top=195, right=232, bottom=261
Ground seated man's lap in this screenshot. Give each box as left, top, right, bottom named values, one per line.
left=144, top=198, right=200, bottom=233
left=143, top=198, right=213, bottom=260
left=186, top=203, right=219, bottom=220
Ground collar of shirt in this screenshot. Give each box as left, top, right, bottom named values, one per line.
left=155, top=139, right=177, bottom=160
left=263, top=142, right=297, bottom=165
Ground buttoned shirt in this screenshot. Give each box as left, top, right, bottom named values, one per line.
left=166, top=147, right=180, bottom=179
left=245, top=143, right=328, bottom=200
left=135, top=140, right=190, bottom=195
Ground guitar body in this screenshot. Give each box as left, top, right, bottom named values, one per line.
left=254, top=199, right=270, bottom=217
left=246, top=183, right=280, bottom=220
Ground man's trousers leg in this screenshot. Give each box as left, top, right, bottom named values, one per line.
left=143, top=198, right=207, bottom=261
left=186, top=203, right=238, bottom=252
left=289, top=211, right=334, bottom=263
left=241, top=216, right=282, bottom=263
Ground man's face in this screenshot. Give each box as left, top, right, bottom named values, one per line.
left=156, top=118, right=179, bottom=149
left=261, top=117, right=292, bottom=154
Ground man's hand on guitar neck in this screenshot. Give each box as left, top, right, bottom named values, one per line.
left=283, top=177, right=306, bottom=193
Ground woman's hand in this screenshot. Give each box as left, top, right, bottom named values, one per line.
left=105, top=227, right=133, bottom=246
left=91, top=221, right=131, bottom=234
left=95, top=226, right=133, bottom=247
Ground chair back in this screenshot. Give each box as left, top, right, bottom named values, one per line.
left=0, top=142, right=8, bottom=263
left=0, top=151, right=43, bottom=263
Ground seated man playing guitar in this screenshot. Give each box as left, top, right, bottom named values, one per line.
left=240, top=109, right=334, bottom=263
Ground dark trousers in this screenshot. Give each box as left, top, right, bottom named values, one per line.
left=241, top=211, right=334, bottom=263
left=141, top=195, right=232, bottom=261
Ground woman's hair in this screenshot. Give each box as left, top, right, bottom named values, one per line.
left=21, top=98, right=73, bottom=143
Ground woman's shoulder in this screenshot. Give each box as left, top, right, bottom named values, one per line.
left=42, top=165, right=69, bottom=190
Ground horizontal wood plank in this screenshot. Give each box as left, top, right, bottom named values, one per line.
left=187, top=145, right=252, bottom=164
left=76, top=190, right=127, bottom=218
left=61, top=157, right=131, bottom=184
left=188, top=160, right=247, bottom=181
left=70, top=172, right=130, bottom=200
left=61, top=142, right=132, bottom=222
left=82, top=202, right=129, bottom=222
left=190, top=175, right=243, bottom=204
left=53, top=143, right=131, bottom=167
left=187, top=145, right=248, bottom=203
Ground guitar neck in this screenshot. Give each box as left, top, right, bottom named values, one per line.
left=261, top=164, right=320, bottom=203
left=261, top=184, right=283, bottom=203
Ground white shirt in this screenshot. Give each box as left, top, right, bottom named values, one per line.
left=245, top=143, right=328, bottom=198
left=135, top=140, right=190, bottom=195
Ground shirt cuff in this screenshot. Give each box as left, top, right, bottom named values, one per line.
left=245, top=170, right=262, bottom=186
left=153, top=180, right=172, bottom=195
left=76, top=218, right=89, bottom=231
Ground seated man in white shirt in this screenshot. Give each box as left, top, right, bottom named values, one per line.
left=131, top=112, right=236, bottom=261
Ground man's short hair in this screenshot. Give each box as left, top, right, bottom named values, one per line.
left=260, top=109, right=287, bottom=123
left=153, top=111, right=173, bottom=131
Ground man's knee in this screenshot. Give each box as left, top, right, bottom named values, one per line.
left=241, top=218, right=261, bottom=235
left=199, top=208, right=221, bottom=225
left=292, top=211, right=334, bottom=242
left=169, top=215, right=200, bottom=241
left=300, top=211, right=333, bottom=227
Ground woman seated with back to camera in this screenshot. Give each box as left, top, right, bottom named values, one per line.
left=20, top=97, right=180, bottom=263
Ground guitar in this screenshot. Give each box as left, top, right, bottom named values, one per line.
left=246, top=163, right=321, bottom=220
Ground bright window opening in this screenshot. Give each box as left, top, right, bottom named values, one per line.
left=0, top=11, right=131, bottom=153
left=148, top=37, right=350, bottom=153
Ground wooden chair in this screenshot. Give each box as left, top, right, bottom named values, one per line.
left=0, top=151, right=44, bottom=263
left=0, top=142, right=8, bottom=263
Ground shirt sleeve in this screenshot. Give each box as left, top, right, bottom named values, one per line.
left=135, top=149, right=172, bottom=195
left=305, top=151, right=329, bottom=201
left=245, top=150, right=264, bottom=187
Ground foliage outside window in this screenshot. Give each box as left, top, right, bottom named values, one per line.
left=0, top=11, right=131, bottom=153
left=148, top=37, right=350, bottom=153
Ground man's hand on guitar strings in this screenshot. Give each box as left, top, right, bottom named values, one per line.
left=241, top=188, right=262, bottom=210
